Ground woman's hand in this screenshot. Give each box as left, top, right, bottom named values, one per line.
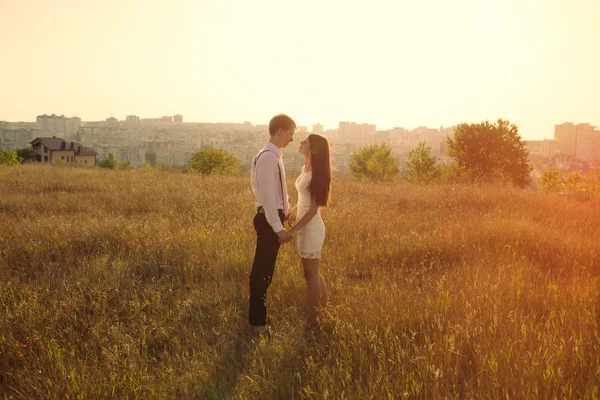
left=285, top=209, right=297, bottom=227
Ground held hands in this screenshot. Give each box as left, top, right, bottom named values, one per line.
left=276, top=229, right=293, bottom=245
left=278, top=208, right=297, bottom=244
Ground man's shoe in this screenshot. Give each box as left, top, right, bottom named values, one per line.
left=252, top=326, right=272, bottom=342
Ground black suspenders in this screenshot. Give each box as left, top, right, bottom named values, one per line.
left=254, top=150, right=284, bottom=201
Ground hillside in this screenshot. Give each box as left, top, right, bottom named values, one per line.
left=1, top=165, right=600, bottom=398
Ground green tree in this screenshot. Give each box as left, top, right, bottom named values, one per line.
left=187, top=148, right=239, bottom=175
left=447, top=119, right=532, bottom=187
left=349, top=144, right=399, bottom=182
left=16, top=147, right=33, bottom=162
left=53, top=158, right=65, bottom=167
left=404, top=142, right=440, bottom=183
left=99, top=152, right=118, bottom=169
left=540, top=169, right=563, bottom=193
left=0, top=150, right=22, bottom=166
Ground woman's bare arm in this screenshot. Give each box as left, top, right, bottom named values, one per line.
left=290, top=196, right=319, bottom=235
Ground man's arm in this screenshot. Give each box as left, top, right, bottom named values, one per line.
left=256, top=153, right=285, bottom=233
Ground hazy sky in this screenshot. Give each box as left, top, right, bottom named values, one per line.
left=1, top=0, right=599, bottom=139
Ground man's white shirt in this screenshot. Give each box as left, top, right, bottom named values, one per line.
left=250, top=142, right=289, bottom=233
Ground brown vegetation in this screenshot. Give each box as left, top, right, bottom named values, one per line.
left=1, top=165, right=600, bottom=398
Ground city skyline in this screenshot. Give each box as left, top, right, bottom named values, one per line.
left=12, top=112, right=600, bottom=141
left=1, top=0, right=599, bottom=140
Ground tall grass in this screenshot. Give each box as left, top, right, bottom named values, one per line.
left=1, top=165, right=600, bottom=398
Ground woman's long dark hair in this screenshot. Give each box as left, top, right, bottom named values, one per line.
left=308, top=134, right=331, bottom=206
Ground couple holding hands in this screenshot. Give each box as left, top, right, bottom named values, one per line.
left=249, top=114, right=331, bottom=339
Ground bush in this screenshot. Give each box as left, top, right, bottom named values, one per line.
left=404, top=142, right=440, bottom=184
left=187, top=148, right=239, bottom=175
left=141, top=160, right=154, bottom=172
left=99, top=152, right=118, bottom=169
left=564, top=172, right=583, bottom=195
left=0, top=150, right=22, bottom=166
left=447, top=119, right=532, bottom=187
left=16, top=147, right=33, bottom=162
left=349, top=144, right=399, bottom=182
left=540, top=169, right=563, bottom=193
left=119, top=160, right=133, bottom=170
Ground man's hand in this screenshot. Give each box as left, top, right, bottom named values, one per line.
left=276, top=229, right=292, bottom=244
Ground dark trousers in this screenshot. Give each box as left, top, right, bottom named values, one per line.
left=249, top=209, right=285, bottom=326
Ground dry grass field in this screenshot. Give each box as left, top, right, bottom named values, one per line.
left=1, top=165, right=600, bottom=398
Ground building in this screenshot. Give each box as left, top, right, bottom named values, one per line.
left=36, top=114, right=81, bottom=138
left=575, top=124, right=600, bottom=162
left=0, top=128, right=39, bottom=150
left=554, top=123, right=578, bottom=157
left=330, top=147, right=352, bottom=174
left=554, top=122, right=600, bottom=162
left=541, top=139, right=559, bottom=158
left=174, top=114, right=183, bottom=123
left=105, top=117, right=119, bottom=128
left=30, top=137, right=97, bottom=166
left=339, top=122, right=376, bottom=144
left=95, top=145, right=146, bottom=167
left=312, top=124, right=324, bottom=134
left=255, top=124, right=268, bottom=133
left=143, top=141, right=172, bottom=166
left=126, top=115, right=140, bottom=124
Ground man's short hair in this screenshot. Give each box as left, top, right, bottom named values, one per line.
left=268, top=114, right=297, bottom=136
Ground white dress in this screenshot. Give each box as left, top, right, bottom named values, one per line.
left=295, top=167, right=325, bottom=259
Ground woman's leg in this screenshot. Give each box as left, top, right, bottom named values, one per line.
left=302, top=257, right=322, bottom=326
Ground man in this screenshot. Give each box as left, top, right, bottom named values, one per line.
left=249, top=113, right=296, bottom=338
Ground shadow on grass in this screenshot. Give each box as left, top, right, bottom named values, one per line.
left=198, top=297, right=316, bottom=399
left=199, top=323, right=259, bottom=399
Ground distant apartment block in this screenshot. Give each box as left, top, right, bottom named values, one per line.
left=174, top=114, right=183, bottom=123
left=126, top=115, right=140, bottom=124
left=339, top=122, right=376, bottom=144
left=330, top=150, right=351, bottom=174
left=95, top=145, right=146, bottom=167
left=367, top=131, right=390, bottom=145
left=105, top=117, right=119, bottom=128
left=30, top=137, right=97, bottom=166
left=0, top=128, right=39, bottom=150
left=554, top=122, right=600, bottom=162
left=143, top=141, right=179, bottom=166
left=297, top=126, right=308, bottom=133
left=283, top=152, right=305, bottom=173
left=36, top=114, right=81, bottom=138
left=554, top=123, right=578, bottom=157
left=312, top=124, right=324, bottom=134
left=575, top=124, right=600, bottom=162
left=172, top=149, right=195, bottom=167
left=526, top=139, right=560, bottom=158
left=541, top=139, right=559, bottom=158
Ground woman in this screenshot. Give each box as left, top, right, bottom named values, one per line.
left=286, top=134, right=331, bottom=327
